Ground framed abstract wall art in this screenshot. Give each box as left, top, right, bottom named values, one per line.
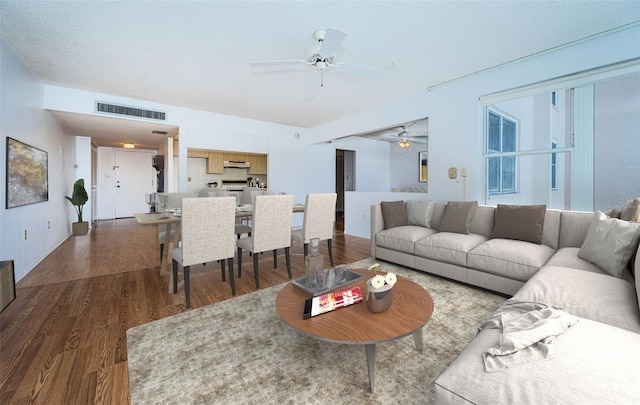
left=6, top=137, right=49, bottom=209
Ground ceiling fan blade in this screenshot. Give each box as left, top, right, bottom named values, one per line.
left=249, top=60, right=307, bottom=67
left=335, top=62, right=383, bottom=80
left=409, top=138, right=429, bottom=144
left=318, top=28, right=347, bottom=57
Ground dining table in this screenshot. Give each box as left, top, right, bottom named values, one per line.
left=134, top=203, right=306, bottom=293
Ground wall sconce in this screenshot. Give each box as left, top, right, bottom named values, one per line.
left=123, top=143, right=135, bottom=149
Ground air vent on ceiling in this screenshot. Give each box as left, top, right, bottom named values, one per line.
left=95, top=101, right=167, bottom=121
left=152, top=130, right=168, bottom=135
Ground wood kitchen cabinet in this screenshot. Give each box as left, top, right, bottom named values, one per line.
left=207, top=151, right=224, bottom=173
left=223, top=152, right=247, bottom=162
left=188, top=148, right=209, bottom=158
left=248, top=154, right=267, bottom=174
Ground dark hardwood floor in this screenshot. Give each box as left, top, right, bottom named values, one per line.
left=0, top=214, right=370, bottom=404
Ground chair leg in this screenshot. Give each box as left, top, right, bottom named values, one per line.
left=228, top=257, right=236, bottom=296
left=327, top=239, right=334, bottom=267
left=253, top=251, right=260, bottom=289
left=172, top=259, right=178, bottom=293
left=237, top=247, right=243, bottom=278
left=303, top=243, right=308, bottom=257
left=273, top=249, right=278, bottom=269
left=285, top=247, right=292, bottom=279
left=184, top=265, right=191, bottom=309
left=221, top=259, right=226, bottom=282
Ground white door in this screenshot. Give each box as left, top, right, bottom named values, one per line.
left=114, top=150, right=155, bottom=218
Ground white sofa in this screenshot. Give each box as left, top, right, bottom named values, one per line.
left=370, top=200, right=640, bottom=404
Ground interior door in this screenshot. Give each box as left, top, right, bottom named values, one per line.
left=114, top=150, right=155, bottom=218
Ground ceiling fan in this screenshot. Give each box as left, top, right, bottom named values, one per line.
left=394, top=126, right=428, bottom=149
left=249, top=28, right=376, bottom=95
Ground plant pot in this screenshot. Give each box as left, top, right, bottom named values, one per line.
left=72, top=221, right=89, bottom=236
left=366, top=281, right=394, bottom=313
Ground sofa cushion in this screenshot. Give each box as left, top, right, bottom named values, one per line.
left=405, top=200, right=435, bottom=228
left=439, top=201, right=478, bottom=234
left=434, top=319, right=640, bottom=405
left=512, top=266, right=640, bottom=333
left=415, top=232, right=487, bottom=266
left=545, top=247, right=635, bottom=284
left=578, top=210, right=640, bottom=278
left=375, top=226, right=437, bottom=254
left=546, top=247, right=609, bottom=275
left=380, top=200, right=408, bottom=230
left=492, top=204, right=546, bottom=244
left=467, top=239, right=555, bottom=282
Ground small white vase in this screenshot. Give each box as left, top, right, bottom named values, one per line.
left=366, top=280, right=394, bottom=313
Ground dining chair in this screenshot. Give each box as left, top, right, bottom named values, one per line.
left=237, top=194, right=294, bottom=289
left=171, top=196, right=237, bottom=308
left=156, top=192, right=193, bottom=259
left=291, top=193, right=337, bottom=267
left=209, top=190, right=252, bottom=239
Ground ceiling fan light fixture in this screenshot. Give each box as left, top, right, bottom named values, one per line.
left=398, top=140, right=411, bottom=149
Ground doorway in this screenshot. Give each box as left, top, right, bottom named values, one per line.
left=114, top=150, right=155, bottom=218
left=336, top=149, right=355, bottom=231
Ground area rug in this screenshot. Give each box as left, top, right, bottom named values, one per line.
left=127, top=258, right=506, bottom=404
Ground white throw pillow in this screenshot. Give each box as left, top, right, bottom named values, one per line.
left=405, top=200, right=435, bottom=228
left=578, top=210, right=640, bottom=278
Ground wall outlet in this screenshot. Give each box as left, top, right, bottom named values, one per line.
left=24, top=230, right=27, bottom=240
left=48, top=221, right=51, bottom=229
left=363, top=213, right=367, bottom=219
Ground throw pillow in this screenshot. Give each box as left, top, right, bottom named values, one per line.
left=380, top=201, right=409, bottom=230
left=605, top=208, right=621, bottom=219
left=620, top=198, right=640, bottom=222
left=578, top=210, right=640, bottom=278
left=439, top=201, right=478, bottom=234
left=406, top=200, right=435, bottom=228
left=492, top=204, right=547, bottom=244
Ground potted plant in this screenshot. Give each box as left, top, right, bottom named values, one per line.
left=66, top=178, right=89, bottom=236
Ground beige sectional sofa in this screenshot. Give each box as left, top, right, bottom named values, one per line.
left=370, top=200, right=640, bottom=404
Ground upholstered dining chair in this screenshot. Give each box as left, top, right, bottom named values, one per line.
left=156, top=192, right=193, bottom=259
left=209, top=190, right=252, bottom=239
left=171, top=196, right=237, bottom=308
left=237, top=194, right=294, bottom=289
left=291, top=193, right=338, bottom=267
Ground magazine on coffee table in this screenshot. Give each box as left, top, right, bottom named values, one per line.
left=303, top=286, right=363, bottom=319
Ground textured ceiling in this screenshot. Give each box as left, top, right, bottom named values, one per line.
left=1, top=1, right=639, bottom=149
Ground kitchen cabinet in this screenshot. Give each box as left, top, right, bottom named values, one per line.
left=187, top=148, right=209, bottom=158
left=248, top=154, right=267, bottom=174
left=207, top=151, right=224, bottom=173
left=223, top=152, right=247, bottom=162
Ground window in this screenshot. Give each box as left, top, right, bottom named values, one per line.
left=551, top=139, right=558, bottom=190
left=487, top=109, right=517, bottom=195
left=551, top=91, right=558, bottom=109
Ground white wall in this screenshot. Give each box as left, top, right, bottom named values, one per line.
left=595, top=74, right=640, bottom=211
left=1, top=39, right=76, bottom=282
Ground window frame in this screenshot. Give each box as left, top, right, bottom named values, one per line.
left=551, top=139, right=558, bottom=190
left=486, top=108, right=519, bottom=196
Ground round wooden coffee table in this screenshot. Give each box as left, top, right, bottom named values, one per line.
left=275, top=268, right=434, bottom=393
